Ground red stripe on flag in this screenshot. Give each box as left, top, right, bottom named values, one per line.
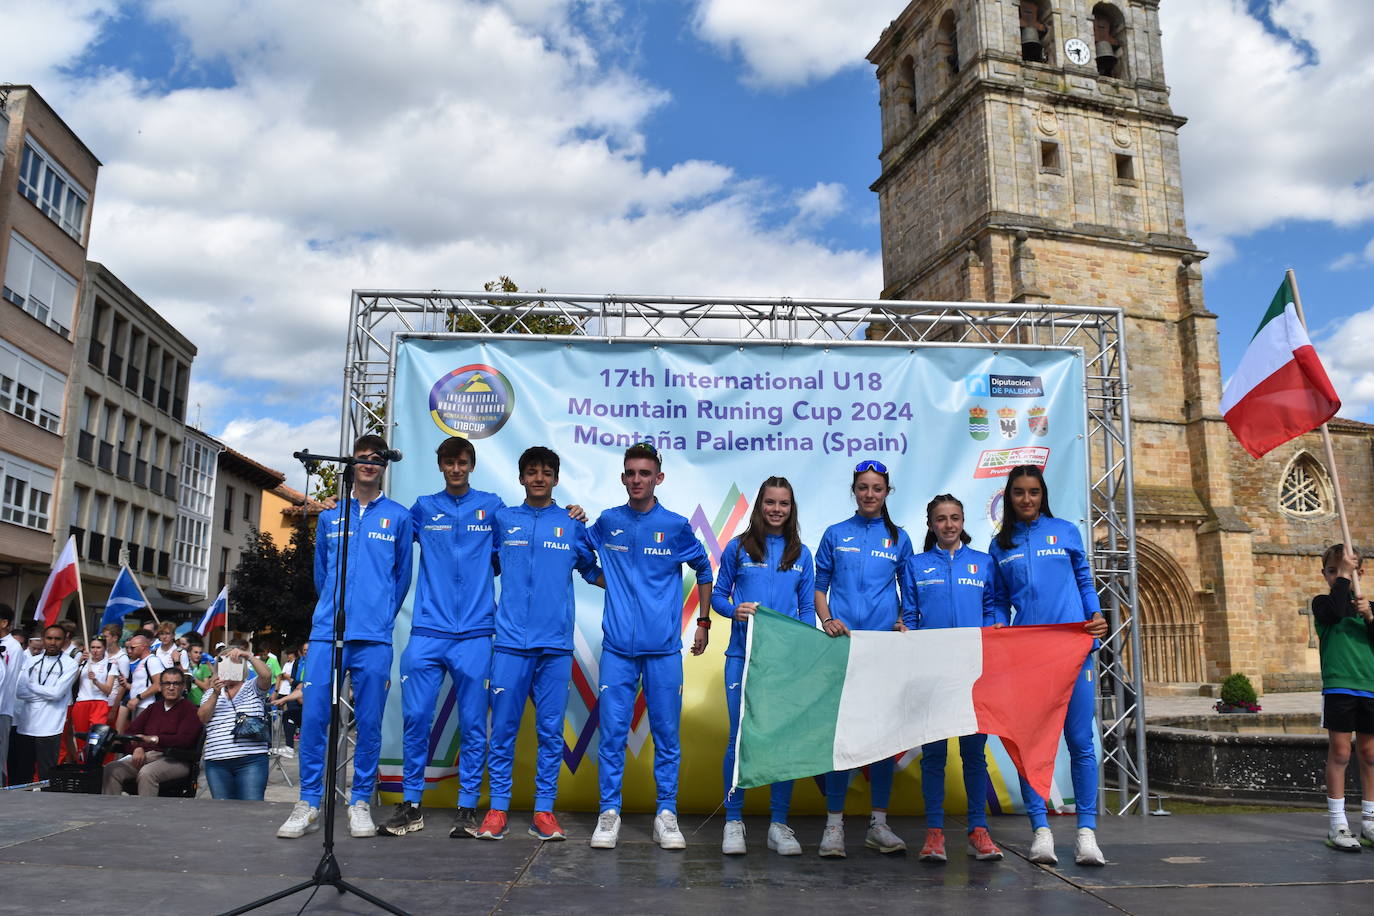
left=39, top=565, right=79, bottom=626
left=1224, top=345, right=1340, bottom=459
left=972, top=623, right=1094, bottom=802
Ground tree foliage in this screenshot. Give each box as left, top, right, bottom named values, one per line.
left=229, top=522, right=317, bottom=645
left=446, top=276, right=576, bottom=335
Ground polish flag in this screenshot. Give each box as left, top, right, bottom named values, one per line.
left=35, top=536, right=80, bottom=627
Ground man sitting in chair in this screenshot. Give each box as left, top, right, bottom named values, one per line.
left=103, top=668, right=202, bottom=796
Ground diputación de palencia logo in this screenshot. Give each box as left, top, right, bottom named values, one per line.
left=429, top=364, right=515, bottom=439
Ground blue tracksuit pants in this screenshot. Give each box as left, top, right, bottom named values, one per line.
left=487, top=649, right=572, bottom=812
left=722, top=655, right=794, bottom=822
left=298, top=640, right=391, bottom=807
left=826, top=758, right=895, bottom=813
left=920, top=734, right=990, bottom=830
left=400, top=633, right=492, bottom=808
left=596, top=649, right=682, bottom=814
left=1019, top=655, right=1098, bottom=830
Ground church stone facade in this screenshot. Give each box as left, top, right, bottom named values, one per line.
left=868, top=0, right=1371, bottom=693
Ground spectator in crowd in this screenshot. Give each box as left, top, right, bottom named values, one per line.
left=101, top=624, right=130, bottom=726
left=270, top=641, right=305, bottom=754
left=59, top=620, right=81, bottom=659
left=153, top=621, right=183, bottom=670
left=199, top=641, right=274, bottom=800
left=0, top=604, right=23, bottom=782
left=257, top=640, right=283, bottom=685
left=118, top=634, right=166, bottom=732
left=12, top=625, right=81, bottom=783
left=103, top=668, right=202, bottom=796
left=187, top=643, right=214, bottom=705
left=71, top=637, right=119, bottom=761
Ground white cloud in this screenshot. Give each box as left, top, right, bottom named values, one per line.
left=794, top=181, right=846, bottom=226
left=1331, top=237, right=1374, bottom=271
left=1, top=0, right=117, bottom=81
left=691, top=0, right=896, bottom=87
left=1315, top=305, right=1374, bottom=417
left=16, top=0, right=880, bottom=457
left=215, top=414, right=342, bottom=492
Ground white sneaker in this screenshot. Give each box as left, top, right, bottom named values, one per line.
left=1074, top=827, right=1106, bottom=865
left=722, top=819, right=746, bottom=855
left=348, top=801, right=376, bottom=838
left=865, top=820, right=906, bottom=853
left=277, top=800, right=320, bottom=839
left=767, top=822, right=802, bottom=856
left=1028, top=826, right=1057, bottom=864
left=653, top=809, right=687, bottom=850
left=1361, top=821, right=1374, bottom=848
left=1328, top=826, right=1362, bottom=853
left=818, top=823, right=846, bottom=857
left=590, top=809, right=621, bottom=849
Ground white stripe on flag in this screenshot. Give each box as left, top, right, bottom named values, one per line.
left=832, top=628, right=982, bottom=769
left=1220, top=303, right=1310, bottom=413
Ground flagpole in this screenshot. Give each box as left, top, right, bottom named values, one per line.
left=127, top=565, right=154, bottom=633
left=74, top=548, right=89, bottom=647
left=1285, top=269, right=1356, bottom=562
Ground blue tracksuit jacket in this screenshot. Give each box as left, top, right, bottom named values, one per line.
left=901, top=543, right=999, bottom=630
left=492, top=501, right=600, bottom=653
left=589, top=502, right=713, bottom=657
left=813, top=514, right=913, bottom=631
left=711, top=535, right=816, bottom=659
left=310, top=494, right=414, bottom=643
left=409, top=488, right=505, bottom=639
left=987, top=515, right=1102, bottom=625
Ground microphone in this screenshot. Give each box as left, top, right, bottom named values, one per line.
left=378, top=449, right=403, bottom=462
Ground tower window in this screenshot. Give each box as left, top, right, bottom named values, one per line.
left=899, top=55, right=917, bottom=112
left=937, top=10, right=959, bottom=76
left=1114, top=153, right=1134, bottom=181
left=1279, top=452, right=1332, bottom=518
left=1019, top=1, right=1054, bottom=63
left=1040, top=141, right=1062, bottom=173
left=1092, top=4, right=1127, bottom=78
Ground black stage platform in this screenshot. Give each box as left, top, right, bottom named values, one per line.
left=3, top=793, right=1373, bottom=914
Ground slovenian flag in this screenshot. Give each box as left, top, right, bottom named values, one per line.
left=195, top=587, right=229, bottom=635
left=100, top=565, right=150, bottom=628
left=1221, top=275, right=1340, bottom=458
left=35, top=536, right=80, bottom=626
left=734, top=609, right=1092, bottom=800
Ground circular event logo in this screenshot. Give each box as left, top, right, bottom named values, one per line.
left=429, top=364, right=515, bottom=439
left=985, top=490, right=1005, bottom=534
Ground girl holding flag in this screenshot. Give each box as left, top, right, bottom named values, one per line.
left=901, top=494, right=1003, bottom=863
left=812, top=459, right=913, bottom=858
left=712, top=476, right=815, bottom=856
left=987, top=465, right=1109, bottom=866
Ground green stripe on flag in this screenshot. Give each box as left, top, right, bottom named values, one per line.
left=1251, top=276, right=1294, bottom=341
left=736, top=607, right=849, bottom=789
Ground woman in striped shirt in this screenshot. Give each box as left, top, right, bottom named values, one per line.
left=198, top=641, right=273, bottom=800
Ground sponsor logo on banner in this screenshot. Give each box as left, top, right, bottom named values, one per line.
left=428, top=363, right=515, bottom=439
left=968, top=406, right=989, bottom=440
left=965, top=374, right=1045, bottom=398
left=1028, top=405, right=1048, bottom=437
left=997, top=407, right=1018, bottom=439
left=965, top=375, right=990, bottom=397
left=973, top=446, right=1051, bottom=479
left=985, top=491, right=1005, bottom=531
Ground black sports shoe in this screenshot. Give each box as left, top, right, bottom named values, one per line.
left=451, top=806, right=480, bottom=838
left=380, top=801, right=424, bottom=836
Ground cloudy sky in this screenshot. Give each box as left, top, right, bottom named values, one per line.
left=8, top=0, right=1373, bottom=487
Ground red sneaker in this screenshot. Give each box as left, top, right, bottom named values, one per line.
left=967, top=826, right=1003, bottom=860
left=474, top=809, right=508, bottom=840
left=529, top=811, right=567, bottom=841
left=919, top=828, right=947, bottom=862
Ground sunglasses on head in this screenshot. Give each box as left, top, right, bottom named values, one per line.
left=854, top=460, right=888, bottom=474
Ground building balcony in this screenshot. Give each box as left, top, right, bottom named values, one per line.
left=97, top=441, right=114, bottom=472
left=106, top=537, right=122, bottom=566
left=116, top=450, right=131, bottom=479
left=133, top=458, right=147, bottom=487
left=173, top=397, right=185, bottom=421
left=107, top=353, right=123, bottom=381
left=158, top=551, right=170, bottom=578
left=87, top=340, right=105, bottom=369
left=125, top=365, right=140, bottom=391
left=77, top=430, right=94, bottom=463
left=149, top=466, right=163, bottom=493
left=157, top=387, right=170, bottom=412
left=142, top=377, right=156, bottom=402
left=164, top=473, right=177, bottom=500
left=88, top=532, right=104, bottom=561
left=68, top=526, right=85, bottom=557
left=126, top=541, right=140, bottom=566
left=142, top=546, right=156, bottom=574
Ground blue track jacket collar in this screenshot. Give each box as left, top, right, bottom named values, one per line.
left=902, top=543, right=998, bottom=630
left=814, top=513, right=913, bottom=632
left=492, top=501, right=600, bottom=653
left=987, top=515, right=1102, bottom=626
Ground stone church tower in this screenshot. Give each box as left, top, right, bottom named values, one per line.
left=865, top=0, right=1365, bottom=693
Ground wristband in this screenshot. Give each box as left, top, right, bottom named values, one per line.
left=696, top=617, right=710, bottom=629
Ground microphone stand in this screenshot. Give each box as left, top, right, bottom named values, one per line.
left=223, top=450, right=406, bottom=916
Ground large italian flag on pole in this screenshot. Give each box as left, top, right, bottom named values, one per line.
left=1220, top=274, right=1340, bottom=459
left=735, top=609, right=1093, bottom=800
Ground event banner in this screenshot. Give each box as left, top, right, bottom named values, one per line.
left=377, top=336, right=1089, bottom=815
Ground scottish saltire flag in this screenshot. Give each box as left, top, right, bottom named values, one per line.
left=100, top=565, right=149, bottom=628
left=735, top=609, right=1093, bottom=800
left=195, top=587, right=229, bottom=635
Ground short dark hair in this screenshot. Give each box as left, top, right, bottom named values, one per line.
left=436, top=436, right=476, bottom=466
left=519, top=446, right=560, bottom=477
left=60, top=619, right=77, bottom=636
left=353, top=433, right=390, bottom=456
left=43, top=624, right=65, bottom=638
left=159, top=669, right=185, bottom=686
left=623, top=442, right=662, bottom=470
left=0, top=603, right=13, bottom=625
left=1323, top=543, right=1362, bottom=569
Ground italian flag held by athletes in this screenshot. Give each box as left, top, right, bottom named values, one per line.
left=734, top=609, right=1093, bottom=800
left=1220, top=275, right=1340, bottom=459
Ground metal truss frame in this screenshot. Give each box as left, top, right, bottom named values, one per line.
left=342, top=290, right=1148, bottom=816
